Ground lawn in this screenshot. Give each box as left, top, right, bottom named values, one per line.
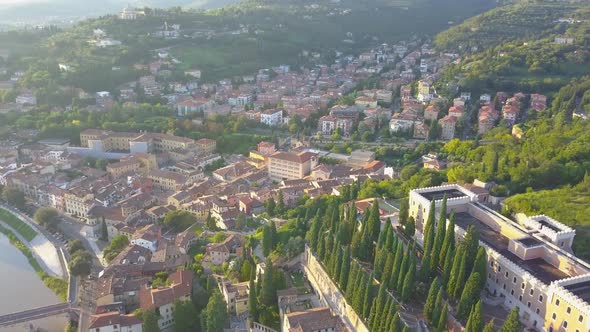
left=0, top=208, right=37, bottom=242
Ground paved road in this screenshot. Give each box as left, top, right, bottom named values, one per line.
left=0, top=303, right=70, bottom=327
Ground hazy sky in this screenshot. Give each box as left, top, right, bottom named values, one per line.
left=0, top=0, right=51, bottom=5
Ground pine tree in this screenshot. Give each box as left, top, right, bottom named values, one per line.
left=431, top=195, right=447, bottom=272
left=424, top=279, right=440, bottom=323
left=457, top=272, right=482, bottom=320
left=472, top=247, right=487, bottom=291
left=431, top=288, right=444, bottom=326
left=499, top=308, right=521, bottom=332
left=339, top=246, right=351, bottom=290
left=483, top=319, right=495, bottom=332
left=390, top=241, right=404, bottom=290
left=401, top=258, right=416, bottom=303
left=439, top=212, right=455, bottom=268
left=436, top=303, right=448, bottom=332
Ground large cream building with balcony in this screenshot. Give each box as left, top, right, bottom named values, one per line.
left=409, top=184, right=590, bottom=332
left=267, top=151, right=318, bottom=181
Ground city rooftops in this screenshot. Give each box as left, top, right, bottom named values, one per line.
left=419, top=187, right=467, bottom=201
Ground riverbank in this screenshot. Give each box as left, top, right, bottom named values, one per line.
left=0, top=224, right=67, bottom=301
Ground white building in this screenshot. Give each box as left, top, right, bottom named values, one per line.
left=261, top=109, right=283, bottom=127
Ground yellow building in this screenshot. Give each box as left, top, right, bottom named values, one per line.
left=409, top=184, right=590, bottom=332
left=64, top=189, right=95, bottom=218
left=147, top=169, right=188, bottom=191
left=218, top=277, right=250, bottom=316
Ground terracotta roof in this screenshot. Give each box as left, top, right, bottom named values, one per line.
left=139, top=270, right=193, bottom=310
left=286, top=307, right=343, bottom=332
left=270, top=151, right=317, bottom=164
left=89, top=312, right=142, bottom=329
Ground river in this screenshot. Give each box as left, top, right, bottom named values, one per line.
left=0, top=233, right=67, bottom=332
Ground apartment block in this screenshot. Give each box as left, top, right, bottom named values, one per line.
left=268, top=151, right=318, bottom=181
left=408, top=184, right=590, bottom=332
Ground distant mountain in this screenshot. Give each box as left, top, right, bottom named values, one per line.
left=0, top=0, right=242, bottom=24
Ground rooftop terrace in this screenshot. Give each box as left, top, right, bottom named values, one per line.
left=454, top=212, right=570, bottom=284
left=420, top=188, right=467, bottom=202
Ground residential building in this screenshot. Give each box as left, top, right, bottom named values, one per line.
left=147, top=170, right=188, bottom=191
left=424, top=105, right=439, bottom=122
left=438, top=115, right=456, bottom=140
left=195, top=138, right=216, bottom=155
left=206, top=234, right=244, bottom=265
left=88, top=312, right=142, bottom=332
left=218, top=277, right=250, bottom=316
left=318, top=115, right=353, bottom=136
left=268, top=151, right=318, bottom=181
left=139, top=270, right=193, bottom=331
left=530, top=94, right=547, bottom=111
left=354, top=96, right=378, bottom=109
left=16, top=93, right=37, bottom=106
left=261, top=109, right=283, bottom=127
left=409, top=184, right=590, bottom=332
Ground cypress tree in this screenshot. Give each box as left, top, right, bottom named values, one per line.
left=368, top=298, right=378, bottom=329
left=390, top=241, right=404, bottom=290
left=374, top=248, right=386, bottom=280
left=401, top=258, right=416, bottom=303
left=436, top=303, right=448, bottom=332
left=351, top=224, right=363, bottom=258
left=260, top=260, right=275, bottom=306
left=431, top=195, right=447, bottom=272
left=362, top=273, right=374, bottom=319
left=439, top=212, right=456, bottom=268
left=384, top=221, right=395, bottom=251
left=420, top=252, right=431, bottom=281
left=368, top=200, right=381, bottom=242
left=377, top=296, right=393, bottom=332
left=330, top=204, right=340, bottom=231
left=270, top=220, right=278, bottom=247
left=389, top=313, right=402, bottom=332
left=317, top=228, right=327, bottom=261
left=499, top=307, right=521, bottom=332
left=483, top=319, right=495, bottom=332
left=377, top=221, right=390, bottom=250
left=423, top=200, right=436, bottom=256
left=371, top=283, right=387, bottom=332
left=262, top=225, right=273, bottom=256
left=424, top=279, right=440, bottom=323
left=353, top=271, right=367, bottom=313
left=396, top=246, right=410, bottom=292
left=431, top=288, right=444, bottom=326
left=457, top=272, right=482, bottom=320
left=466, top=300, right=484, bottom=332
left=446, top=246, right=463, bottom=292
left=472, top=247, right=487, bottom=291
left=248, top=273, right=257, bottom=323
left=462, top=225, right=480, bottom=272
left=442, top=246, right=455, bottom=287
left=381, top=252, right=395, bottom=285
left=384, top=297, right=397, bottom=332
left=345, top=262, right=359, bottom=300
left=401, top=326, right=409, bottom=332
left=359, top=222, right=374, bottom=262
left=399, top=198, right=409, bottom=226
left=339, top=246, right=351, bottom=290
left=333, top=244, right=344, bottom=282
left=453, top=252, right=469, bottom=299
left=308, top=211, right=322, bottom=251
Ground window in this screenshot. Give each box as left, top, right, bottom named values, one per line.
left=527, top=302, right=531, bottom=308
left=503, top=284, right=506, bottom=290
left=496, top=278, right=499, bottom=284
left=530, top=289, right=534, bottom=295
left=505, top=272, right=509, bottom=277
left=566, top=307, right=571, bottom=314
left=511, top=290, right=515, bottom=295
left=539, top=295, right=544, bottom=302
left=519, top=295, right=523, bottom=301
left=579, top=315, right=584, bottom=322
left=556, top=299, right=560, bottom=306
left=490, top=261, right=494, bottom=267
left=498, top=266, right=502, bottom=272
left=488, top=273, right=492, bottom=279
left=522, top=283, right=525, bottom=289
left=552, top=313, right=556, bottom=320
left=513, top=277, right=517, bottom=284
left=533, top=321, right=537, bottom=327
left=536, top=308, right=540, bottom=314
left=563, top=321, right=568, bottom=328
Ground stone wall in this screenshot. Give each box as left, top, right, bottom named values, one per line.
left=302, top=247, right=369, bottom=332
